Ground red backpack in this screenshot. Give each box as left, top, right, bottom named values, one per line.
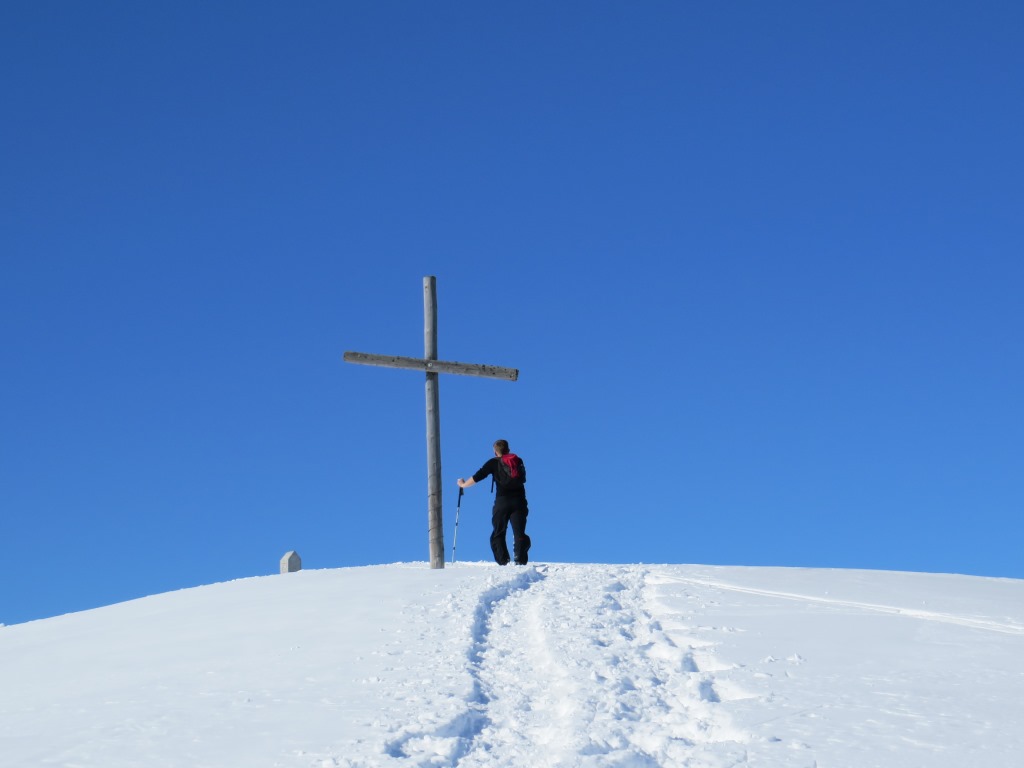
left=495, top=453, right=526, bottom=489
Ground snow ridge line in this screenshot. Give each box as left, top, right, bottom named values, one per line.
left=670, top=577, right=1024, bottom=635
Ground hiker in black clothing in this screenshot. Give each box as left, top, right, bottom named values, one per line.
left=457, top=439, right=532, bottom=565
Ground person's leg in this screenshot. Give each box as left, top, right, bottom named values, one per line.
left=510, top=503, right=531, bottom=565
left=490, top=506, right=512, bottom=565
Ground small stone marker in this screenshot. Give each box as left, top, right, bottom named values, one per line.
left=280, top=551, right=301, bottom=574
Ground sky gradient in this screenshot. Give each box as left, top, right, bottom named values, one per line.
left=2, top=2, right=1022, bottom=624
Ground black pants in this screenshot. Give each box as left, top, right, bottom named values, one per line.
left=491, top=496, right=531, bottom=565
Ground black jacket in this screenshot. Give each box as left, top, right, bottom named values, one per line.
left=473, top=456, right=527, bottom=500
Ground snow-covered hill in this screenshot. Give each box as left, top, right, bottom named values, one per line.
left=2, top=563, right=1023, bottom=767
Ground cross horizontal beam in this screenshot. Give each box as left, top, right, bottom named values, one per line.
left=343, top=351, right=519, bottom=381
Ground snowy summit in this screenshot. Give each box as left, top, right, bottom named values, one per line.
left=2, top=562, right=1023, bottom=767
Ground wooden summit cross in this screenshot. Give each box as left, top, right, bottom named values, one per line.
left=343, top=276, right=519, bottom=569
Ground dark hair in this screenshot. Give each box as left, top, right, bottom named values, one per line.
left=493, top=439, right=510, bottom=455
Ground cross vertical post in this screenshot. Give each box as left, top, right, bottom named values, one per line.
left=343, top=276, right=519, bottom=570
left=423, top=277, right=444, bottom=568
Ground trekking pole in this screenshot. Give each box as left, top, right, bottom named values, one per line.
left=451, top=486, right=464, bottom=564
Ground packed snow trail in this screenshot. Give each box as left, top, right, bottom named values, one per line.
left=385, top=564, right=758, bottom=768
left=461, top=564, right=755, bottom=767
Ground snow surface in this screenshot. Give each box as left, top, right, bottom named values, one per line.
left=2, top=562, right=1023, bottom=767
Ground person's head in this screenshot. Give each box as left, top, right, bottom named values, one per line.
left=493, top=439, right=510, bottom=456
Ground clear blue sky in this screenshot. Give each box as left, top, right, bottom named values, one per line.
left=2, top=2, right=1022, bottom=625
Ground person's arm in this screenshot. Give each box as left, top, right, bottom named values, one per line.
left=458, top=459, right=495, bottom=489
